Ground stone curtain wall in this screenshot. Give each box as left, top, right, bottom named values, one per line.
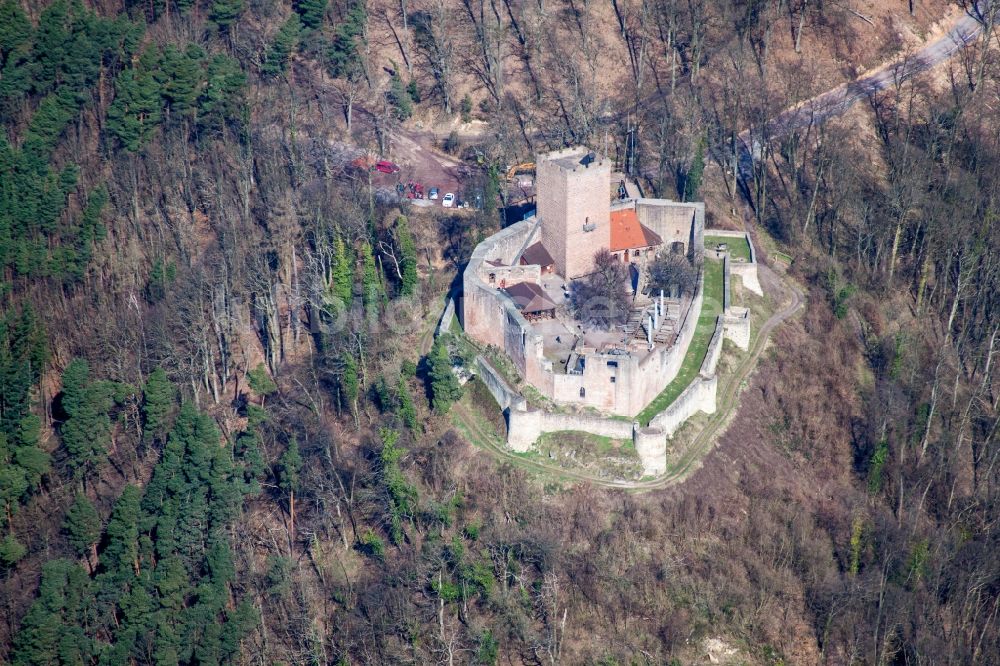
left=723, top=307, right=751, bottom=350
left=505, top=314, right=737, bottom=475
left=436, top=298, right=456, bottom=337
left=461, top=218, right=537, bottom=349
left=507, top=403, right=634, bottom=452
left=475, top=356, right=521, bottom=412
left=706, top=228, right=763, bottom=295
left=634, top=199, right=704, bottom=257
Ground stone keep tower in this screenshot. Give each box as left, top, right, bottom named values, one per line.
left=536, top=147, right=611, bottom=279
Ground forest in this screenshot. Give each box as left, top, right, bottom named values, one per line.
left=0, top=0, right=998, bottom=663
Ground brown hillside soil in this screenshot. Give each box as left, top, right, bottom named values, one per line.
left=642, top=288, right=863, bottom=663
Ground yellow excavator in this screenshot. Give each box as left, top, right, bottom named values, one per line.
left=506, top=162, right=535, bottom=181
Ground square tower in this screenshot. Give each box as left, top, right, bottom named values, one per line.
left=536, top=147, right=612, bottom=279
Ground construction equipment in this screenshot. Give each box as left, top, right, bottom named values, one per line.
left=506, top=162, right=535, bottom=181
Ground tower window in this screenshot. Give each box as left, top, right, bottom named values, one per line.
left=579, top=387, right=586, bottom=398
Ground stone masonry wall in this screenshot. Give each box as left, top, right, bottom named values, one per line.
left=506, top=402, right=634, bottom=452
left=706, top=228, right=762, bottom=295
left=635, top=199, right=704, bottom=258
left=475, top=356, right=521, bottom=412
left=723, top=307, right=751, bottom=350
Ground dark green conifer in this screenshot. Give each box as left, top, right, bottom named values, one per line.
left=428, top=336, right=461, bottom=412
left=142, top=367, right=175, bottom=444
left=106, top=61, right=163, bottom=152
left=394, top=215, right=418, bottom=296
left=262, top=14, right=301, bottom=77
left=294, top=0, right=327, bottom=29
left=209, top=0, right=245, bottom=29
left=64, top=493, right=101, bottom=558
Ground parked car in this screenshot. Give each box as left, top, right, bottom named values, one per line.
left=442, top=193, right=455, bottom=208
left=429, top=188, right=439, bottom=200
left=375, top=160, right=400, bottom=174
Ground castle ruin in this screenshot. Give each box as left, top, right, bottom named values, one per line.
left=460, top=146, right=755, bottom=475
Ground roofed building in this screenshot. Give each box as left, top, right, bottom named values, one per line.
left=609, top=207, right=663, bottom=262
left=520, top=241, right=556, bottom=273
left=503, top=282, right=557, bottom=320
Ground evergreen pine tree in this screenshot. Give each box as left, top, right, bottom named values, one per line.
left=262, top=14, right=300, bottom=77
left=294, top=0, right=327, bottom=29
left=64, top=493, right=100, bottom=558
left=0, top=432, right=28, bottom=528
left=397, top=375, right=419, bottom=431
left=99, top=485, right=141, bottom=587
left=247, top=363, right=277, bottom=405
left=0, top=1, right=33, bottom=107
left=340, top=353, right=359, bottom=414
left=197, top=54, right=246, bottom=138
left=359, top=241, right=384, bottom=309
left=428, top=336, right=461, bottom=412
left=106, top=60, right=163, bottom=152
left=0, top=534, right=26, bottom=568
left=209, top=0, right=245, bottom=30
left=14, top=414, right=49, bottom=490
left=394, top=215, right=418, bottom=296
left=12, top=559, right=96, bottom=666
left=59, top=359, right=113, bottom=478
left=327, top=1, right=366, bottom=79
left=158, top=43, right=203, bottom=125
left=142, top=367, right=175, bottom=444
left=327, top=236, right=353, bottom=308
left=684, top=138, right=705, bottom=202
left=388, top=69, right=412, bottom=120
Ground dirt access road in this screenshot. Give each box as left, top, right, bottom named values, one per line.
left=736, top=5, right=986, bottom=178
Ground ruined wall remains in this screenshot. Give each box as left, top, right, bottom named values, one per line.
left=461, top=218, right=538, bottom=349
left=634, top=426, right=667, bottom=476
left=723, top=307, right=751, bottom=350
left=648, top=373, right=718, bottom=439
left=506, top=401, right=633, bottom=453
left=478, top=263, right=540, bottom=287
left=475, top=356, right=521, bottom=412
left=635, top=199, right=704, bottom=257
left=537, top=147, right=612, bottom=279
left=504, top=314, right=731, bottom=476
left=706, top=228, right=762, bottom=295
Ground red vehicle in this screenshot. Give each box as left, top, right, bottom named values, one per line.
left=375, top=160, right=400, bottom=174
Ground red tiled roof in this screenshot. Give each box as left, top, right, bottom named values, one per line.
left=610, top=208, right=662, bottom=251
left=503, top=282, right=557, bottom=313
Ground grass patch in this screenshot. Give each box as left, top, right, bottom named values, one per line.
left=705, top=234, right=751, bottom=262
left=449, top=310, right=464, bottom=335
left=535, top=431, right=643, bottom=480
left=635, top=258, right=724, bottom=426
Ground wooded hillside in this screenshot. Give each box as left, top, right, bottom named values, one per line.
left=0, top=0, right=997, bottom=663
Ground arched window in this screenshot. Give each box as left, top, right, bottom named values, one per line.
left=579, top=387, right=586, bottom=398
